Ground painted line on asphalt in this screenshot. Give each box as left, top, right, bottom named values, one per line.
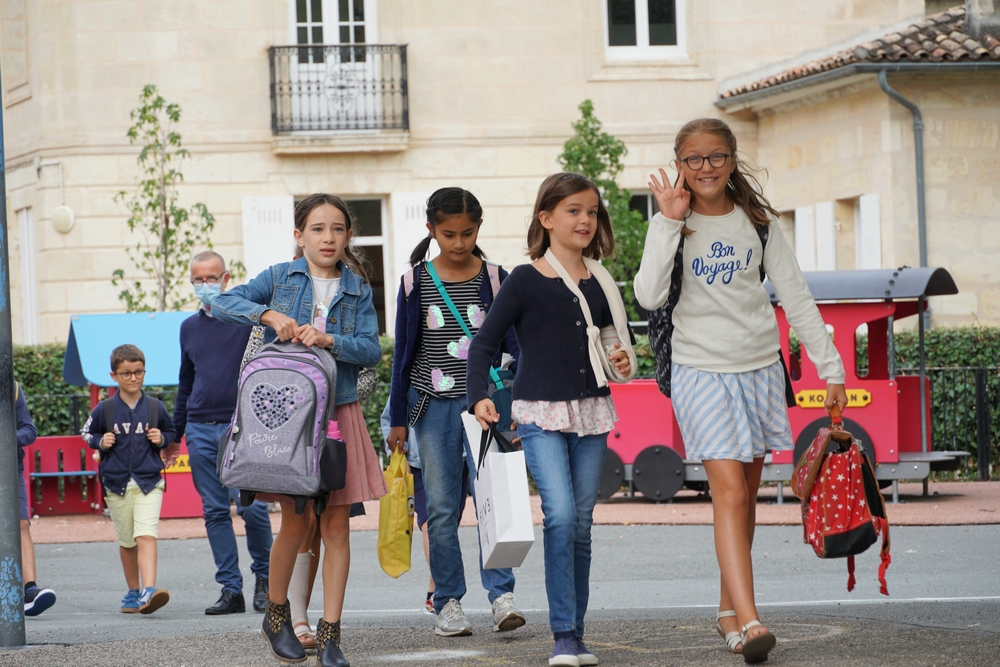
left=333, top=595, right=1000, bottom=615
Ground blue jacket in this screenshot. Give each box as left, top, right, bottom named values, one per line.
left=389, top=261, right=520, bottom=428
left=212, top=257, right=381, bottom=405
left=15, top=383, right=38, bottom=469
left=82, top=392, right=176, bottom=496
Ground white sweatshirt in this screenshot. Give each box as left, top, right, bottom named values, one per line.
left=634, top=208, right=845, bottom=384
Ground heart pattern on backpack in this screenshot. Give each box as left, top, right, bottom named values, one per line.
left=250, top=383, right=303, bottom=430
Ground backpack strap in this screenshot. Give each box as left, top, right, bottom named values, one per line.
left=425, top=261, right=504, bottom=391
left=485, top=262, right=502, bottom=298
left=754, top=222, right=769, bottom=283
left=103, top=397, right=115, bottom=434
left=148, top=398, right=159, bottom=431
left=402, top=266, right=417, bottom=299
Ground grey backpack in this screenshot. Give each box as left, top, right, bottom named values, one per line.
left=218, top=340, right=346, bottom=515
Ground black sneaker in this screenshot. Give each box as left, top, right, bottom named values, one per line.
left=253, top=576, right=269, bottom=613
left=24, top=585, right=56, bottom=617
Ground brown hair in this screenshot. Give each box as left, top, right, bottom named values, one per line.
left=110, top=344, right=145, bottom=372
left=526, top=173, right=615, bottom=261
left=293, top=193, right=370, bottom=283
left=673, top=118, right=781, bottom=229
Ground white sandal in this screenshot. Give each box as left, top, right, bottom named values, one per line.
left=715, top=610, right=742, bottom=653
left=294, top=621, right=317, bottom=650
left=740, top=620, right=776, bottom=664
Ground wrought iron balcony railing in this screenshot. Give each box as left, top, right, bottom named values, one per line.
left=269, top=44, right=408, bottom=133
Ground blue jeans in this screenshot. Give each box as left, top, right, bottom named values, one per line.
left=186, top=421, right=273, bottom=594
left=517, top=422, right=608, bottom=636
left=409, top=387, right=515, bottom=613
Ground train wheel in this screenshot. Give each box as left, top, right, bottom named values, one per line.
left=597, top=449, right=625, bottom=500
left=793, top=417, right=891, bottom=489
left=632, top=445, right=685, bottom=502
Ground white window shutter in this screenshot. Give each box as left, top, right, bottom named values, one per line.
left=814, top=201, right=837, bottom=271
left=18, top=208, right=38, bottom=344
left=389, top=192, right=435, bottom=286
left=856, top=194, right=882, bottom=270
left=794, top=205, right=817, bottom=272
left=241, top=196, right=295, bottom=280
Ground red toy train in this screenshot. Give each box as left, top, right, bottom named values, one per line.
left=600, top=267, right=966, bottom=503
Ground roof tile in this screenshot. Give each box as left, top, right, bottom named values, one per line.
left=722, top=7, right=1000, bottom=99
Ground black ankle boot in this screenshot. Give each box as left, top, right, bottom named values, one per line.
left=316, top=618, right=349, bottom=667
left=261, top=598, right=307, bottom=663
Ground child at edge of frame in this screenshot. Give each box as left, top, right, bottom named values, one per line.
left=82, top=343, right=176, bottom=615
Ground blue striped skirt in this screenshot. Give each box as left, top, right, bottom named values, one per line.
left=670, top=360, right=793, bottom=463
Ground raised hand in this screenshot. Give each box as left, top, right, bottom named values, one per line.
left=649, top=168, right=691, bottom=222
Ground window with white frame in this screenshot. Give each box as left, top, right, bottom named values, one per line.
left=628, top=192, right=660, bottom=221
left=605, top=0, right=687, bottom=61
left=291, top=0, right=373, bottom=46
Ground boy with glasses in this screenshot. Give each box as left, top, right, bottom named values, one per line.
left=82, top=344, right=176, bottom=614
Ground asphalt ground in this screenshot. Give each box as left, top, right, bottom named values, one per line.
left=2, top=523, right=998, bottom=666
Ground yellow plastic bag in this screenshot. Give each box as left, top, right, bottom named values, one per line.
left=378, top=450, right=414, bottom=578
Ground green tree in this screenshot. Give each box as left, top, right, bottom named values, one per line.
left=558, top=99, right=648, bottom=321
left=112, top=84, right=238, bottom=311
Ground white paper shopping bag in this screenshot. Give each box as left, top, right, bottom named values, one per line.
left=461, top=413, right=534, bottom=569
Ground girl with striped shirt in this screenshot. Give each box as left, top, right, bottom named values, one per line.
left=634, top=118, right=848, bottom=664
left=386, top=187, right=525, bottom=638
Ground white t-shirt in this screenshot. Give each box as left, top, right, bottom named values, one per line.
left=311, top=277, right=341, bottom=332
left=634, top=208, right=845, bottom=383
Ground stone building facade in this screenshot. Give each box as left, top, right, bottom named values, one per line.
left=2, top=0, right=991, bottom=343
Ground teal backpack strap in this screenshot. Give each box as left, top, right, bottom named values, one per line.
left=425, top=261, right=504, bottom=391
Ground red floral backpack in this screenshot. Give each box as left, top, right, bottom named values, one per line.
left=791, top=405, right=891, bottom=595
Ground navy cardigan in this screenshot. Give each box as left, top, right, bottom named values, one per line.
left=467, top=264, right=631, bottom=407
left=389, top=261, right=519, bottom=428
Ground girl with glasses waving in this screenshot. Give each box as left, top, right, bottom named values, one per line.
left=634, top=118, right=848, bottom=663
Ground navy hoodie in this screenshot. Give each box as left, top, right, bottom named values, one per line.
left=82, top=392, right=176, bottom=496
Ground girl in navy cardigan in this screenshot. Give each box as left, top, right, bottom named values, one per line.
left=468, top=173, right=636, bottom=667
left=387, top=187, right=525, bottom=638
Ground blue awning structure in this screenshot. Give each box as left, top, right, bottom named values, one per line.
left=62, top=312, right=195, bottom=387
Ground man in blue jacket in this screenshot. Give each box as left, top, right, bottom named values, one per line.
left=169, top=251, right=273, bottom=615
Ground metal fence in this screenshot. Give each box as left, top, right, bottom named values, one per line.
left=269, top=44, right=408, bottom=133
left=897, top=366, right=999, bottom=479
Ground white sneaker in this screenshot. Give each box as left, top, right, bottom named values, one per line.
left=435, top=598, right=473, bottom=637
left=491, top=592, right=526, bottom=632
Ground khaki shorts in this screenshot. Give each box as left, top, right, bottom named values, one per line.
left=105, top=481, right=165, bottom=547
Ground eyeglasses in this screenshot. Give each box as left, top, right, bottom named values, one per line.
left=678, top=153, right=731, bottom=170
left=115, top=370, right=146, bottom=380
left=191, top=275, right=224, bottom=286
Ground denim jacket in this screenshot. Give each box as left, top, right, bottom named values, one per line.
left=388, top=261, right=519, bottom=428
left=212, top=257, right=381, bottom=405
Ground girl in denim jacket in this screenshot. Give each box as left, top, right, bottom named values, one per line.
left=213, top=193, right=386, bottom=667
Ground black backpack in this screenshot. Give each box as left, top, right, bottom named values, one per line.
left=646, top=222, right=795, bottom=406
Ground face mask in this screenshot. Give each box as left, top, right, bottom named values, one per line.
left=194, top=283, right=222, bottom=307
